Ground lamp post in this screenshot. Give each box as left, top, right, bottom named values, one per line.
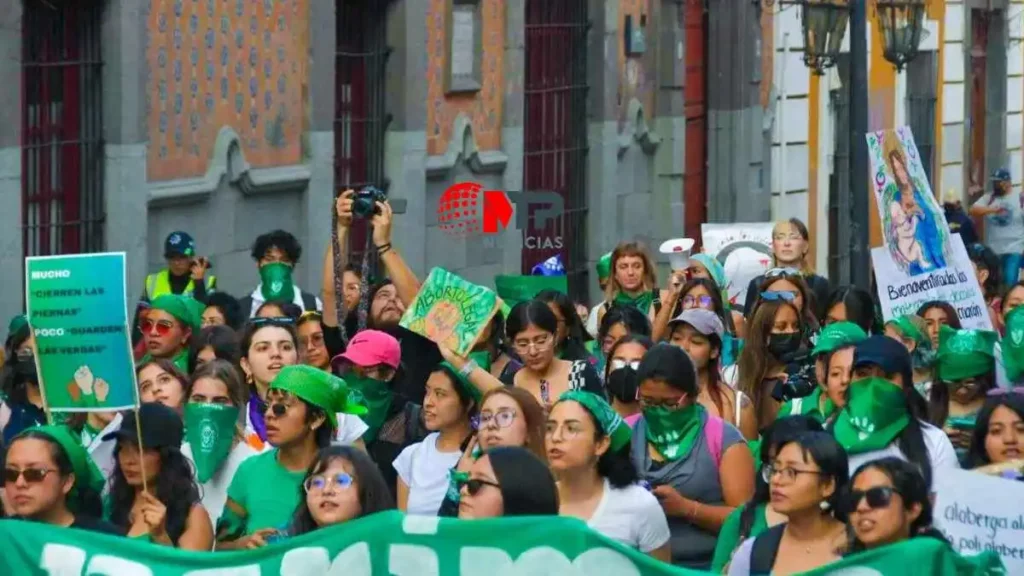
left=876, top=0, right=928, bottom=72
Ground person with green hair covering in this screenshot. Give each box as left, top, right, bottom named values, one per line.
left=217, top=364, right=365, bottom=549
left=3, top=425, right=120, bottom=534
left=140, top=294, right=203, bottom=373
left=935, top=325, right=998, bottom=465
left=585, top=252, right=615, bottom=337
left=547, top=390, right=672, bottom=560
left=884, top=314, right=938, bottom=400
left=997, top=305, right=1024, bottom=388
left=777, top=321, right=867, bottom=423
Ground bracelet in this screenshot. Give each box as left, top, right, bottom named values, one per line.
left=376, top=243, right=393, bottom=256
left=459, top=360, right=478, bottom=378
left=688, top=500, right=700, bottom=521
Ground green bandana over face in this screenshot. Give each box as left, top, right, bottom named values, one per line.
left=936, top=325, right=996, bottom=382
left=779, top=387, right=835, bottom=423
left=832, top=377, right=910, bottom=455
left=558, top=390, right=631, bottom=452
left=259, top=262, right=296, bottom=303
left=811, top=321, right=867, bottom=358
left=346, top=375, right=392, bottom=443
left=1001, top=307, right=1024, bottom=381
left=184, top=403, right=239, bottom=483
left=643, top=403, right=705, bottom=461
left=614, top=290, right=654, bottom=315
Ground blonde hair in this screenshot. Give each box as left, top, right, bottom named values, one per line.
left=771, top=219, right=813, bottom=274
left=604, top=241, right=658, bottom=302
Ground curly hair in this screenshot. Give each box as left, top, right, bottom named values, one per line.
left=108, top=443, right=201, bottom=545
left=251, top=230, right=303, bottom=264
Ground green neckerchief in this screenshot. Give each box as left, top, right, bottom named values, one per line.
left=779, top=387, right=835, bottom=423
left=346, top=375, right=393, bottom=443
left=832, top=377, right=910, bottom=455
left=140, top=349, right=189, bottom=374
left=80, top=420, right=102, bottom=447
left=644, top=403, right=705, bottom=461
left=614, top=290, right=654, bottom=315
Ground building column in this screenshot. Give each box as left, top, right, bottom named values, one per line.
left=0, top=0, right=22, bottom=321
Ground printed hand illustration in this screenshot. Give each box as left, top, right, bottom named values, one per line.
left=94, top=378, right=110, bottom=403
left=74, top=366, right=95, bottom=395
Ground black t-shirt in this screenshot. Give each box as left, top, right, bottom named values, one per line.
left=323, top=322, right=440, bottom=404
left=69, top=515, right=124, bottom=535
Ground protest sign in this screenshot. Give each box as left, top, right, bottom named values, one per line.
left=700, top=223, right=774, bottom=306
left=872, top=234, right=992, bottom=330
left=25, top=253, right=138, bottom=412
left=495, top=275, right=568, bottom=309
left=934, top=467, right=1024, bottom=573
left=400, top=268, right=502, bottom=356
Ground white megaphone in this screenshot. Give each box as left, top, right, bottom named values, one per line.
left=659, top=238, right=696, bottom=271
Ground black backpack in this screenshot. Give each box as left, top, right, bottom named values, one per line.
left=749, top=523, right=786, bottom=575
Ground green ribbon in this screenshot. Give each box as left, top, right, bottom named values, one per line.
left=613, top=290, right=654, bottom=315
left=184, top=403, right=240, bottom=483
left=259, top=262, right=296, bottom=303
left=346, top=375, right=393, bottom=443
left=643, top=403, right=705, bottom=461
left=832, top=377, right=910, bottom=455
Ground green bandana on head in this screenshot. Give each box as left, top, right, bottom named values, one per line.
left=17, top=425, right=103, bottom=512
left=643, top=403, right=705, bottom=461
left=557, top=390, right=630, bottom=452
left=811, top=321, right=868, bottom=358
left=886, top=315, right=927, bottom=346
left=936, top=325, right=997, bottom=382
left=614, top=290, right=654, bottom=315
left=7, top=314, right=28, bottom=339
left=832, top=377, right=910, bottom=455
left=596, top=252, right=613, bottom=282
left=149, top=294, right=202, bottom=333
left=184, top=403, right=239, bottom=483
left=689, top=254, right=727, bottom=292
left=269, top=365, right=367, bottom=429
left=346, top=374, right=392, bottom=443
left=441, top=361, right=483, bottom=405
left=259, top=262, right=296, bottom=303
left=1001, top=306, right=1024, bottom=381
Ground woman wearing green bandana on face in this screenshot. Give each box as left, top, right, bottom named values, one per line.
left=777, top=321, right=867, bottom=424
left=932, top=326, right=998, bottom=466
left=596, top=242, right=660, bottom=328
left=996, top=295, right=1024, bottom=389
left=547, top=391, right=671, bottom=560
left=629, top=344, right=755, bottom=569
left=217, top=364, right=364, bottom=549
left=884, top=315, right=938, bottom=402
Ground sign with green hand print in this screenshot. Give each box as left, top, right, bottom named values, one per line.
left=400, top=268, right=503, bottom=356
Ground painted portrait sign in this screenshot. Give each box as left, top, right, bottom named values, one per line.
left=400, top=268, right=502, bottom=356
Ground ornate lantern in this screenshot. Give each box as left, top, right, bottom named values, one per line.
left=875, top=0, right=927, bottom=71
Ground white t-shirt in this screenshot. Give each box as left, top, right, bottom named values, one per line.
left=392, top=432, right=462, bottom=516
left=181, top=441, right=258, bottom=529
left=85, top=413, right=123, bottom=493
left=587, top=479, right=670, bottom=553
left=586, top=305, right=601, bottom=337
left=846, top=420, right=959, bottom=489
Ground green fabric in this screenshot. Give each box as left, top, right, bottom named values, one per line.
left=183, top=296, right=206, bottom=325
left=887, top=315, right=927, bottom=345
left=584, top=340, right=605, bottom=374
left=269, top=364, right=366, bottom=429
left=7, top=314, right=28, bottom=338
left=494, top=275, right=568, bottom=309
left=832, top=377, right=911, bottom=455
left=643, top=403, right=705, bottom=461
left=596, top=252, right=613, bottom=281
left=222, top=450, right=305, bottom=535
left=711, top=504, right=768, bottom=572
left=811, top=321, right=867, bottom=357
left=467, top=350, right=492, bottom=373
left=613, top=290, right=654, bottom=315
left=183, top=403, right=240, bottom=483
left=259, top=262, right=296, bottom=303
left=440, top=361, right=483, bottom=404
left=690, top=254, right=726, bottom=290
left=1001, top=306, right=1024, bottom=381
left=149, top=294, right=202, bottom=333
left=140, top=348, right=190, bottom=374
left=16, top=425, right=103, bottom=512
left=346, top=374, right=393, bottom=443
left=777, top=387, right=835, bottom=423
left=557, top=390, right=631, bottom=452
left=937, top=325, right=997, bottom=382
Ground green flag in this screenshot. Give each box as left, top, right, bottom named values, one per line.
left=801, top=538, right=1003, bottom=576
left=494, top=275, right=568, bottom=309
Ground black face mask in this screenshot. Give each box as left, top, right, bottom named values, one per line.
left=606, top=366, right=639, bottom=404
left=767, top=333, right=802, bottom=360
left=13, top=356, right=38, bottom=384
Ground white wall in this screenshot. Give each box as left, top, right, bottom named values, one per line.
left=1008, top=1, right=1024, bottom=193
left=771, top=6, right=810, bottom=223
left=941, top=1, right=966, bottom=200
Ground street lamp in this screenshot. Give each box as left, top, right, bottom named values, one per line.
left=800, top=0, right=851, bottom=75
left=875, top=0, right=927, bottom=71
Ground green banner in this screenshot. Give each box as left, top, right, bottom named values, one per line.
left=25, top=253, right=138, bottom=412
left=0, top=512, right=1003, bottom=575
left=494, top=275, right=568, bottom=309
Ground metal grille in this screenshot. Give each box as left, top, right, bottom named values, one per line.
left=21, top=0, right=105, bottom=258
left=906, top=52, right=937, bottom=185
left=522, top=0, right=590, bottom=298
left=335, top=0, right=390, bottom=267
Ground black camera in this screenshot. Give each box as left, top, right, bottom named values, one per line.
left=770, top=357, right=818, bottom=403
left=352, top=186, right=387, bottom=219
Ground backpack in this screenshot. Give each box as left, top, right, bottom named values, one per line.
left=749, top=523, right=786, bottom=574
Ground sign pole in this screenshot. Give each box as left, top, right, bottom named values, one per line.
left=133, top=407, right=149, bottom=494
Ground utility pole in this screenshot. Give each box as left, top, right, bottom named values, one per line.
left=848, top=0, right=871, bottom=290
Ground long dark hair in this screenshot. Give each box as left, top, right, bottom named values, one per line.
left=825, top=286, right=881, bottom=335
left=967, top=243, right=1003, bottom=301
left=916, top=301, right=962, bottom=330
left=967, top=393, right=1024, bottom=468
left=108, top=443, right=201, bottom=545
left=774, top=431, right=850, bottom=519
left=5, top=432, right=104, bottom=519
left=487, top=446, right=559, bottom=516
left=188, top=325, right=242, bottom=374
left=597, top=304, right=652, bottom=350
left=535, top=290, right=592, bottom=361
left=289, top=445, right=395, bottom=536
left=679, top=277, right=736, bottom=334
left=928, top=368, right=996, bottom=428
left=737, top=300, right=803, bottom=421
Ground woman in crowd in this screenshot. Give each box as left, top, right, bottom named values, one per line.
left=726, top=431, right=849, bottom=575
left=884, top=315, right=937, bottom=401
left=833, top=336, right=958, bottom=489
left=597, top=242, right=659, bottom=323
left=737, top=299, right=809, bottom=429
left=393, top=364, right=476, bottom=515
left=630, top=343, right=755, bottom=569
left=604, top=335, right=651, bottom=425
left=598, top=304, right=652, bottom=359
left=997, top=286, right=1024, bottom=388
left=547, top=391, right=671, bottom=560
left=105, top=403, right=212, bottom=549
left=255, top=301, right=303, bottom=320
left=749, top=269, right=820, bottom=333
left=3, top=425, right=118, bottom=533
left=687, top=253, right=746, bottom=338
left=239, top=319, right=300, bottom=451
left=467, top=314, right=522, bottom=385
left=777, top=322, right=866, bottom=424
left=136, top=358, right=188, bottom=414
left=668, top=309, right=757, bottom=439
left=0, top=317, right=46, bottom=440
left=536, top=289, right=594, bottom=364
left=917, top=300, right=961, bottom=348
left=967, top=243, right=1004, bottom=330
left=823, top=286, right=881, bottom=335
left=181, top=359, right=258, bottom=528
left=188, top=325, right=242, bottom=374
left=218, top=365, right=360, bottom=549
left=288, top=445, right=395, bottom=536
left=932, top=326, right=997, bottom=464
left=457, top=446, right=559, bottom=519
left=844, top=457, right=947, bottom=553
left=743, top=219, right=830, bottom=319
left=655, top=278, right=742, bottom=367
left=202, top=292, right=245, bottom=330
left=296, top=311, right=331, bottom=371
left=967, top=390, right=1024, bottom=472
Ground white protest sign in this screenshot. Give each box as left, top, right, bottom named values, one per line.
left=933, top=467, right=1024, bottom=573
left=872, top=233, right=992, bottom=330
left=701, top=222, right=774, bottom=308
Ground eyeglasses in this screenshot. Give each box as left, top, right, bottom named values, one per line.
left=303, top=472, right=354, bottom=493
left=140, top=318, right=176, bottom=336
left=761, top=464, right=825, bottom=483
left=682, top=294, right=714, bottom=310
left=847, top=486, right=896, bottom=510
left=458, top=476, right=502, bottom=496
left=609, top=358, right=641, bottom=371
left=988, top=387, right=1024, bottom=397
left=637, top=396, right=685, bottom=410
left=765, top=267, right=801, bottom=279
left=478, top=408, right=517, bottom=429
left=760, top=290, right=797, bottom=303
left=299, top=310, right=323, bottom=322
left=545, top=421, right=585, bottom=439
left=3, top=467, right=55, bottom=485
left=513, top=335, right=554, bottom=354
left=299, top=333, right=326, bottom=348
left=251, top=316, right=296, bottom=326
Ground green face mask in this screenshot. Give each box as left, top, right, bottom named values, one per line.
left=183, top=403, right=240, bottom=483
left=346, top=375, right=393, bottom=443
left=259, top=262, right=296, bottom=303
left=643, top=403, right=705, bottom=461
left=832, top=377, right=910, bottom=455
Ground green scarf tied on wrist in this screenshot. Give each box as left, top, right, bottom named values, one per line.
left=613, top=290, right=654, bottom=315
left=643, top=403, right=705, bottom=461
left=345, top=374, right=393, bottom=443
left=832, top=377, right=910, bottom=455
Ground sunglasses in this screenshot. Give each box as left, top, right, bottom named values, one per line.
left=140, top=318, right=176, bottom=336
left=609, top=358, right=641, bottom=371
left=251, top=316, right=296, bottom=326
left=760, top=290, right=797, bottom=303
left=299, top=310, right=323, bottom=322
left=765, top=267, right=801, bottom=279
left=303, top=472, right=354, bottom=493
left=458, top=476, right=501, bottom=496
left=848, top=486, right=896, bottom=510
left=3, top=467, right=55, bottom=485
left=268, top=402, right=295, bottom=417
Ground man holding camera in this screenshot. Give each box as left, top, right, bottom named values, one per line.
left=143, top=231, right=216, bottom=302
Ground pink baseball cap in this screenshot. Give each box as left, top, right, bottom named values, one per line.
left=332, top=329, right=401, bottom=370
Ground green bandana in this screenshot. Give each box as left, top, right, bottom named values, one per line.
left=184, top=403, right=240, bottom=483
left=1001, top=307, right=1024, bottom=381
left=614, top=290, right=654, bottom=315
left=7, top=314, right=28, bottom=339
left=596, top=252, right=613, bottom=282
left=139, top=348, right=190, bottom=374
left=17, top=425, right=103, bottom=512
left=269, top=365, right=367, bottom=429
left=778, top=387, right=836, bottom=423
left=259, top=262, right=296, bottom=303
left=937, top=325, right=997, bottom=382
left=690, top=254, right=726, bottom=291
left=441, top=361, right=483, bottom=404
left=887, top=315, right=927, bottom=345
left=494, top=275, right=568, bottom=309
left=643, top=403, right=705, bottom=461
left=468, top=350, right=492, bottom=373
left=346, top=374, right=392, bottom=443
left=149, top=294, right=202, bottom=333
left=811, top=321, right=868, bottom=357
left=558, top=390, right=630, bottom=452
left=832, top=377, right=910, bottom=455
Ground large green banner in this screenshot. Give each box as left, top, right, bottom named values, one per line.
left=0, top=512, right=1004, bottom=575
left=25, top=253, right=138, bottom=411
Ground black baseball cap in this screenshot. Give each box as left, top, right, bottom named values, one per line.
left=164, top=231, right=196, bottom=259
left=103, top=402, right=183, bottom=449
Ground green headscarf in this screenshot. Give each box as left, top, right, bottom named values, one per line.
left=7, top=314, right=28, bottom=339
left=596, top=252, right=613, bottom=282
left=886, top=315, right=927, bottom=346
left=557, top=391, right=631, bottom=452
left=259, top=262, right=296, bottom=303
left=183, top=297, right=206, bottom=325
left=936, top=325, right=997, bottom=382
left=690, top=254, right=726, bottom=292
left=16, top=425, right=103, bottom=512
left=269, top=365, right=367, bottom=429
left=149, top=294, right=202, bottom=333
left=832, top=377, right=910, bottom=455
left=1001, top=306, right=1024, bottom=381
left=811, top=321, right=868, bottom=358
left=440, top=361, right=483, bottom=405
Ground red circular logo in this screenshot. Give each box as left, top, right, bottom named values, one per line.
left=437, top=183, right=483, bottom=237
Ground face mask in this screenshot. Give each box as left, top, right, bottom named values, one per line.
left=14, top=356, right=38, bottom=384
left=606, top=366, right=639, bottom=404
left=260, top=262, right=296, bottom=303
left=183, top=403, right=240, bottom=483
left=642, top=403, right=705, bottom=461
left=832, top=376, right=910, bottom=455
left=768, top=332, right=802, bottom=360
left=346, top=374, right=393, bottom=443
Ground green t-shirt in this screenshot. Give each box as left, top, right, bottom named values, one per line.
left=225, top=449, right=305, bottom=534
left=711, top=503, right=769, bottom=572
